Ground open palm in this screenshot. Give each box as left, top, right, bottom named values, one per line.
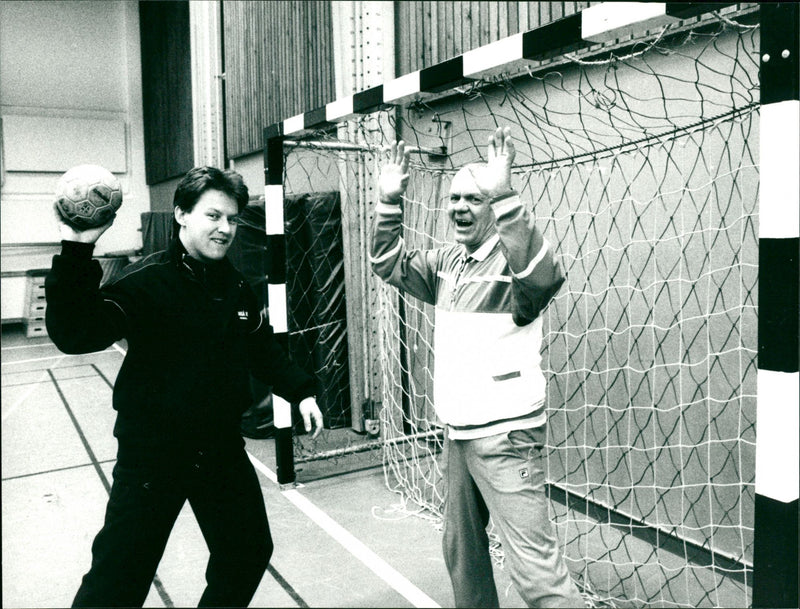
left=379, top=140, right=411, bottom=202
left=477, top=126, right=516, bottom=198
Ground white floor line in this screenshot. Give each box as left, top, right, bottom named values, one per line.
left=2, top=343, right=124, bottom=421
left=247, top=453, right=441, bottom=609
left=1, top=365, right=63, bottom=422
left=1, top=343, right=57, bottom=351
left=248, top=452, right=278, bottom=484
left=1, top=348, right=121, bottom=367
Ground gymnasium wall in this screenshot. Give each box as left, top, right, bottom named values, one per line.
left=223, top=1, right=337, bottom=160
left=395, top=1, right=593, bottom=74
left=0, top=0, right=149, bottom=320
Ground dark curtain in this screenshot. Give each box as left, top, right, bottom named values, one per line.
left=285, top=192, right=351, bottom=429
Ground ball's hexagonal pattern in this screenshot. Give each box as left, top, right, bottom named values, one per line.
left=55, top=165, right=123, bottom=230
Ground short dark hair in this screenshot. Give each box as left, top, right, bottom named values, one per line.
left=172, top=166, right=249, bottom=235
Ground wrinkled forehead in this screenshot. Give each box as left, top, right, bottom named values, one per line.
left=449, top=163, right=487, bottom=194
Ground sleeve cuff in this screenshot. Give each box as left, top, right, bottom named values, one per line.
left=60, top=240, right=96, bottom=259
left=490, top=192, right=522, bottom=218
left=489, top=190, right=517, bottom=205
left=376, top=201, right=403, bottom=215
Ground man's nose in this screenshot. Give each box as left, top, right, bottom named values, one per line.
left=449, top=197, right=468, bottom=211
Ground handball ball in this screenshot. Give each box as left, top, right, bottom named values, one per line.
left=55, top=164, right=123, bottom=230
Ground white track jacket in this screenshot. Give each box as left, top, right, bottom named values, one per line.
left=370, top=192, right=565, bottom=439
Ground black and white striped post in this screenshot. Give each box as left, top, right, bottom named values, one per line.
left=263, top=123, right=297, bottom=487
left=753, top=4, right=799, bottom=607
left=263, top=95, right=389, bottom=486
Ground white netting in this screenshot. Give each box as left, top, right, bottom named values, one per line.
left=281, top=9, right=759, bottom=607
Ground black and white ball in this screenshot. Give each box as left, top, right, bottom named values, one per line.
left=55, top=164, right=123, bottom=230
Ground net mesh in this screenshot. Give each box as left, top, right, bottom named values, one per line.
left=280, top=9, right=759, bottom=607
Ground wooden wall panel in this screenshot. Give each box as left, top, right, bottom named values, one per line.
left=396, top=1, right=593, bottom=75
left=139, top=0, right=193, bottom=185
left=223, top=1, right=595, bottom=158
left=223, top=1, right=335, bottom=159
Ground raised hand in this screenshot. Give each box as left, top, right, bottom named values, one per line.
left=54, top=203, right=115, bottom=244
left=477, top=126, right=516, bottom=199
left=379, top=140, right=411, bottom=203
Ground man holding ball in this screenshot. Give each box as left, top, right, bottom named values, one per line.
left=46, top=166, right=323, bottom=607
left=371, top=127, right=582, bottom=608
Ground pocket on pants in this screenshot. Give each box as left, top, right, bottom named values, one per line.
left=507, top=426, right=546, bottom=454
left=505, top=427, right=547, bottom=488
left=110, top=463, right=181, bottom=505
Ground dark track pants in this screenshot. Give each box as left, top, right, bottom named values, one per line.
left=73, top=448, right=272, bottom=608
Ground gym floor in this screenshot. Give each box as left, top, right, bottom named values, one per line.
left=1, top=324, right=526, bottom=608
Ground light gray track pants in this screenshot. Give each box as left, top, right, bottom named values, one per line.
left=442, top=426, right=584, bottom=608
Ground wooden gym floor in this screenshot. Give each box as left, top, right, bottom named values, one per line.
left=1, top=324, right=527, bottom=608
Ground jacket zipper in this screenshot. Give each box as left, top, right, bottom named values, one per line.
left=451, top=255, right=468, bottom=305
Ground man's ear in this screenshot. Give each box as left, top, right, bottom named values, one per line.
left=174, top=206, right=186, bottom=227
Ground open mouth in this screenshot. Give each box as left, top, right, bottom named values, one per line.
left=454, top=218, right=472, bottom=229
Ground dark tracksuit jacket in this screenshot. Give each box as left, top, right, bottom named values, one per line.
left=45, top=237, right=315, bottom=470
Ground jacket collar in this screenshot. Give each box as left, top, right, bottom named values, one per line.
left=168, top=237, right=234, bottom=282
left=167, top=237, right=186, bottom=265
left=464, top=234, right=500, bottom=262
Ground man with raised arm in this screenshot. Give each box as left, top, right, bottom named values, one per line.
left=46, top=166, right=323, bottom=608
left=371, top=127, right=582, bottom=608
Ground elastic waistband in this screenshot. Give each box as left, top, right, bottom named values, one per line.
left=447, top=401, right=547, bottom=440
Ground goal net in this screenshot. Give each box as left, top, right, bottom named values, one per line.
left=280, top=7, right=759, bottom=607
